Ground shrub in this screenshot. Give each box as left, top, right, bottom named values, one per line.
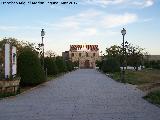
left=144, top=60, right=160, bottom=69
left=73, top=61, right=79, bottom=68
left=101, top=58, right=120, bottom=73
left=144, top=60, right=151, bottom=68
left=44, top=57, right=58, bottom=75
left=18, top=48, right=45, bottom=86
left=96, top=60, right=103, bottom=69
left=152, top=60, right=160, bottom=69
left=55, top=56, right=67, bottom=73
left=66, top=60, right=74, bottom=71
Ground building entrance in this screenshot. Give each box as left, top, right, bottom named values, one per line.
left=84, top=60, right=90, bottom=68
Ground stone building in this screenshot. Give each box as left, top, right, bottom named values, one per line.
left=62, top=45, right=100, bottom=69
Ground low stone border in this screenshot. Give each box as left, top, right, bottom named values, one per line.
left=0, top=80, right=20, bottom=94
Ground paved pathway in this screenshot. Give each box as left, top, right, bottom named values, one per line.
left=0, top=69, right=160, bottom=120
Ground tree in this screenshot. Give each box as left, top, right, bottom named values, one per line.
left=105, top=45, right=123, bottom=65
left=106, top=45, right=122, bottom=58
left=45, top=50, right=56, bottom=58
left=144, top=60, right=160, bottom=69
left=44, top=57, right=58, bottom=75
left=0, top=38, right=35, bottom=55
left=55, top=56, right=67, bottom=73
left=125, top=44, right=146, bottom=70
left=96, top=60, right=103, bottom=70
left=105, top=43, right=147, bottom=71
left=66, top=60, right=74, bottom=71
left=0, top=38, right=37, bottom=75
left=101, top=58, right=120, bottom=73
left=18, top=48, right=45, bottom=86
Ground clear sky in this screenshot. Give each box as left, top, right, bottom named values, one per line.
left=0, top=0, right=160, bottom=55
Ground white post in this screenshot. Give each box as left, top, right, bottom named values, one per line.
left=12, top=46, right=17, bottom=77
left=5, top=43, right=10, bottom=79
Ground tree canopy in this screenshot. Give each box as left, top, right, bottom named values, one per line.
left=104, top=43, right=147, bottom=71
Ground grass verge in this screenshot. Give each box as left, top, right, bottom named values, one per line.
left=0, top=93, right=17, bottom=99
left=111, top=69, right=160, bottom=106
left=143, top=90, right=160, bottom=106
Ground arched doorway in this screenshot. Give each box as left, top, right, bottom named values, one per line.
left=84, top=60, right=90, bottom=68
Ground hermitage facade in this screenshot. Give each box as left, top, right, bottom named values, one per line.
left=62, top=45, right=100, bottom=69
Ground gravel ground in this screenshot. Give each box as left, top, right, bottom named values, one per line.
left=0, top=69, right=159, bottom=120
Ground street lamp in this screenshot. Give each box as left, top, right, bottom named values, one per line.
left=41, top=29, right=45, bottom=69
left=121, top=28, right=126, bottom=82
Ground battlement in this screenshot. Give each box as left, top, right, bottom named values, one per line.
left=70, top=45, right=99, bottom=52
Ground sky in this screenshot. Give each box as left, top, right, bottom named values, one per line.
left=0, top=0, right=160, bottom=55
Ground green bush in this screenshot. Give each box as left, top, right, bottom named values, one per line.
left=44, top=57, right=58, bottom=75
left=144, top=60, right=151, bottom=68
left=18, top=48, right=45, bottom=86
left=152, top=60, right=160, bottom=69
left=66, top=60, right=74, bottom=71
left=101, top=58, right=120, bottom=73
left=73, top=61, right=79, bottom=67
left=55, top=56, right=67, bottom=73
left=96, top=60, right=103, bottom=70
left=0, top=92, right=16, bottom=98
left=144, top=60, right=160, bottom=69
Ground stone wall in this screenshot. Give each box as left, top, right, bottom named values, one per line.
left=69, top=51, right=100, bottom=69
left=0, top=80, right=20, bottom=94
left=69, top=51, right=99, bottom=62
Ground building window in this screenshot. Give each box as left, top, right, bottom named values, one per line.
left=79, top=53, right=81, bottom=57
left=93, top=53, right=96, bottom=57
left=72, top=53, right=74, bottom=57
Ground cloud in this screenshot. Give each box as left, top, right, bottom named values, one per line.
left=144, top=0, right=154, bottom=7
left=84, top=28, right=98, bottom=36
left=82, top=0, right=155, bottom=8
left=0, top=25, right=40, bottom=31
left=142, top=18, right=153, bottom=22
left=51, top=20, right=80, bottom=30
left=49, top=9, right=101, bottom=30
left=44, top=9, right=138, bottom=44
left=82, top=0, right=125, bottom=7
left=0, top=9, right=139, bottom=41
left=83, top=0, right=125, bottom=5
left=51, top=10, right=138, bottom=30
left=102, top=13, right=138, bottom=28
left=0, top=26, right=18, bottom=31
left=132, top=0, right=154, bottom=8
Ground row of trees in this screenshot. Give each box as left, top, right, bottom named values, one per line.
left=0, top=38, right=75, bottom=86
left=97, top=43, right=148, bottom=73
left=44, top=56, right=74, bottom=75
left=144, top=60, right=160, bottom=69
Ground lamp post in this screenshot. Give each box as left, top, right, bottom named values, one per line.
left=121, top=28, right=126, bottom=82
left=41, top=29, right=45, bottom=69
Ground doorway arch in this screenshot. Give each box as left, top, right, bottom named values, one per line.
left=84, top=60, right=90, bottom=68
